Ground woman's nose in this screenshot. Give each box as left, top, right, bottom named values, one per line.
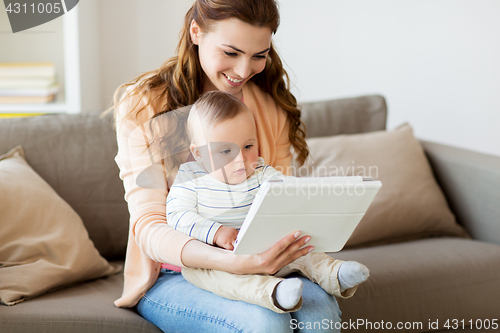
left=234, top=58, right=252, bottom=79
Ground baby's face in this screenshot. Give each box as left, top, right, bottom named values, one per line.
left=192, top=111, right=259, bottom=185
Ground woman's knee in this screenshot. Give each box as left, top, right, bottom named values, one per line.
left=238, top=306, right=293, bottom=333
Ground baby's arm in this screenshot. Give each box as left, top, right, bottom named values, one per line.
left=166, top=167, right=223, bottom=245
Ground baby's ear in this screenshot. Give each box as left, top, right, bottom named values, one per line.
left=190, top=143, right=202, bottom=161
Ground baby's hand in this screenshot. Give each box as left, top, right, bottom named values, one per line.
left=213, top=226, right=238, bottom=250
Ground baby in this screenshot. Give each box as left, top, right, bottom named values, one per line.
left=166, top=90, right=369, bottom=313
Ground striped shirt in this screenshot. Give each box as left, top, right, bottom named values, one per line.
left=166, top=157, right=285, bottom=245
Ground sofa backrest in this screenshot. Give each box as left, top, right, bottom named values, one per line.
left=301, top=95, right=387, bottom=138
left=0, top=95, right=387, bottom=260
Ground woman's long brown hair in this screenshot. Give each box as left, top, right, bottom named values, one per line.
left=111, top=0, right=309, bottom=173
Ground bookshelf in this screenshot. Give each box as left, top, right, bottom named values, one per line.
left=0, top=6, right=81, bottom=115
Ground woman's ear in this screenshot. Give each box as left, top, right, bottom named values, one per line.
left=190, top=19, right=201, bottom=45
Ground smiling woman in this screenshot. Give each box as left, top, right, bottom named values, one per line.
left=191, top=18, right=272, bottom=99
left=110, top=0, right=342, bottom=332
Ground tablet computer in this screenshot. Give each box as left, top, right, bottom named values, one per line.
left=233, top=176, right=382, bottom=255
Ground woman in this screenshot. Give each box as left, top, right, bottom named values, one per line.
left=112, top=0, right=342, bottom=331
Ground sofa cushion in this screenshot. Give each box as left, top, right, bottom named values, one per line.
left=0, top=112, right=129, bottom=259
left=0, top=146, right=121, bottom=306
left=293, top=123, right=468, bottom=248
left=300, top=95, right=387, bottom=138
left=333, top=238, right=500, bottom=332
left=0, top=262, right=161, bottom=333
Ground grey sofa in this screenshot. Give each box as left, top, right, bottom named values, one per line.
left=1, top=95, right=499, bottom=333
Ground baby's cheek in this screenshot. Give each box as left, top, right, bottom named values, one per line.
left=246, top=160, right=258, bottom=177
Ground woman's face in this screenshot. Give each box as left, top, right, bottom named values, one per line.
left=191, top=18, right=272, bottom=100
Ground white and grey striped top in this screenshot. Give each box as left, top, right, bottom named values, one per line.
left=166, top=157, right=285, bottom=245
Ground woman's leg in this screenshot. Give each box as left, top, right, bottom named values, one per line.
left=137, top=269, right=293, bottom=333
left=290, top=275, right=342, bottom=333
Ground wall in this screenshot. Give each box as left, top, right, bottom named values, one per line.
left=82, top=0, right=500, bottom=156
left=274, top=0, right=500, bottom=156
left=78, top=0, right=191, bottom=110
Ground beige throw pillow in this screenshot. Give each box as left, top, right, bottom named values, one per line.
left=0, top=146, right=121, bottom=305
left=293, top=124, right=468, bottom=248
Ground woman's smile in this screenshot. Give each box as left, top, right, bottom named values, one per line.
left=222, top=73, right=245, bottom=85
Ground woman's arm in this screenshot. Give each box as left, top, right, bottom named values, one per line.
left=181, top=230, right=313, bottom=274
left=115, top=101, right=193, bottom=266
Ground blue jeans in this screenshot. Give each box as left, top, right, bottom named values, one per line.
left=136, top=269, right=342, bottom=333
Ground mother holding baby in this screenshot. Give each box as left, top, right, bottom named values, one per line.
left=113, top=0, right=343, bottom=331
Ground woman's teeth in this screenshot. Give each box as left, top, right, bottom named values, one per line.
left=224, top=73, right=244, bottom=83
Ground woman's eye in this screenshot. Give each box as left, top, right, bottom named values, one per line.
left=224, top=51, right=238, bottom=57
left=254, top=55, right=267, bottom=60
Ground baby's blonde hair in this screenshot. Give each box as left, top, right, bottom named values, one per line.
left=187, top=90, right=252, bottom=145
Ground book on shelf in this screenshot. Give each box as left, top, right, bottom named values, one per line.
left=0, top=83, right=59, bottom=97
left=0, top=113, right=46, bottom=118
left=0, top=63, right=56, bottom=79
left=0, top=95, right=56, bottom=104
left=0, top=63, right=59, bottom=104
left=0, top=77, right=56, bottom=89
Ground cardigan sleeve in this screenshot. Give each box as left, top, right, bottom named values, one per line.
left=114, top=93, right=194, bottom=267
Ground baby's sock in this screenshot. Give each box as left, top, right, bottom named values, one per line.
left=338, top=261, right=369, bottom=293
left=274, top=278, right=303, bottom=310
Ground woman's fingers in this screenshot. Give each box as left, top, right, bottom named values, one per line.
left=258, top=231, right=314, bottom=274
left=221, top=231, right=314, bottom=275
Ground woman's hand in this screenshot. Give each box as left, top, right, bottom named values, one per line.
left=229, top=231, right=313, bottom=275
left=181, top=231, right=313, bottom=275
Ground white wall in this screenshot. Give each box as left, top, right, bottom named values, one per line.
left=274, top=0, right=500, bottom=156
left=82, top=0, right=500, bottom=156
left=79, top=0, right=192, bottom=110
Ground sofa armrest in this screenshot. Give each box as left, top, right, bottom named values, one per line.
left=420, top=140, right=500, bottom=245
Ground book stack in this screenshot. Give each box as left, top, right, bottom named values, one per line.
left=0, top=63, right=60, bottom=104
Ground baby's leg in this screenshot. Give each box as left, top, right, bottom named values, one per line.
left=275, top=252, right=369, bottom=298
left=181, top=267, right=303, bottom=313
